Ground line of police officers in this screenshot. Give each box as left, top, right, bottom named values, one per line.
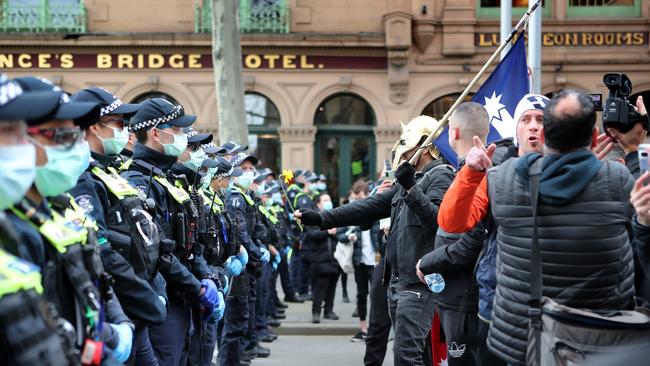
left=0, top=74, right=317, bottom=366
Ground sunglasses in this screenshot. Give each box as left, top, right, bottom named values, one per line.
left=26, top=126, right=84, bottom=149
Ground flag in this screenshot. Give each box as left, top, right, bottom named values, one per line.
left=472, top=33, right=529, bottom=143
left=432, top=33, right=529, bottom=168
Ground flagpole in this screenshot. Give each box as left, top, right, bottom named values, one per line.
left=500, top=0, right=512, bottom=60
left=528, top=0, right=542, bottom=93
left=409, top=0, right=542, bottom=166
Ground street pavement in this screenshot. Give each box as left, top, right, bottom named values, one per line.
left=255, top=273, right=395, bottom=365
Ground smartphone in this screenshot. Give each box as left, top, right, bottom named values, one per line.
left=639, top=144, right=650, bottom=173
left=384, top=160, right=395, bottom=180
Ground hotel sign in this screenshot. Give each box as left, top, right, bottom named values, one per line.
left=476, top=31, right=648, bottom=47
left=0, top=53, right=387, bottom=70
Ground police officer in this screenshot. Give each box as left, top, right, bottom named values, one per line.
left=220, top=152, right=268, bottom=366
left=171, top=127, right=227, bottom=366
left=68, top=86, right=169, bottom=365
left=5, top=76, right=134, bottom=365
left=268, top=182, right=299, bottom=307
left=293, top=171, right=318, bottom=300
left=120, top=98, right=220, bottom=366
left=221, top=141, right=247, bottom=160
left=0, top=75, right=72, bottom=366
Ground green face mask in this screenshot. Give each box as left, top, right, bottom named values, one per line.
left=256, top=183, right=266, bottom=196
left=159, top=129, right=188, bottom=157
left=237, top=171, right=254, bottom=189
left=181, top=149, right=206, bottom=171
left=206, top=167, right=218, bottom=179
left=34, top=141, right=90, bottom=197
left=264, top=198, right=274, bottom=207
left=200, top=174, right=211, bottom=190
left=98, top=126, right=129, bottom=156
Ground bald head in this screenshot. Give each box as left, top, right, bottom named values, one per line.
left=448, top=102, right=489, bottom=156
left=543, top=89, right=596, bottom=153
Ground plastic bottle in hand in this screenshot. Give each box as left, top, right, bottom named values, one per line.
left=425, top=273, right=445, bottom=293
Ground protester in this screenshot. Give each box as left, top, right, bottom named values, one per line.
left=306, top=193, right=340, bottom=323
left=442, top=90, right=636, bottom=365
left=297, top=115, right=455, bottom=366
left=416, top=102, right=490, bottom=366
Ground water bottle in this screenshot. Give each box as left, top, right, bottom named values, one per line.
left=425, top=273, right=445, bottom=293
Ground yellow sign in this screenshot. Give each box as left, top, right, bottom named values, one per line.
left=476, top=31, right=648, bottom=47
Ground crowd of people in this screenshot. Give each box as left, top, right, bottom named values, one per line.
left=2, top=70, right=650, bottom=366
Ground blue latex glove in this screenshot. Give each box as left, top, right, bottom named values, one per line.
left=273, top=253, right=281, bottom=264
left=158, top=295, right=167, bottom=307
left=282, top=246, right=290, bottom=255
left=224, top=256, right=243, bottom=277
left=209, top=292, right=226, bottom=323
left=109, top=323, right=133, bottom=363
left=237, top=247, right=249, bottom=267
left=221, top=275, right=230, bottom=294
left=260, top=247, right=271, bottom=264
left=272, top=261, right=278, bottom=271
left=199, top=279, right=219, bottom=309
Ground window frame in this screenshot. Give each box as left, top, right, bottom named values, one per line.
left=566, top=0, right=641, bottom=17
left=476, top=0, right=552, bottom=19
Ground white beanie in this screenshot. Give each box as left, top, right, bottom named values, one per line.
left=513, top=94, right=550, bottom=125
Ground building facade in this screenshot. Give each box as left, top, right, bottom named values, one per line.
left=1, top=0, right=649, bottom=201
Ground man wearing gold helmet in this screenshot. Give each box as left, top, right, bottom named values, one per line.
left=296, top=115, right=455, bottom=365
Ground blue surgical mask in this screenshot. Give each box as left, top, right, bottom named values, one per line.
left=158, top=129, right=188, bottom=157
left=271, top=192, right=282, bottom=205
left=206, top=167, right=218, bottom=179
left=256, top=183, right=266, bottom=196
left=200, top=174, right=211, bottom=190
left=318, top=182, right=327, bottom=191
left=97, top=126, right=129, bottom=156
left=0, top=144, right=36, bottom=210
left=182, top=149, right=206, bottom=171
left=237, top=171, right=255, bottom=189
left=34, top=141, right=90, bottom=197
left=309, top=184, right=320, bottom=193
left=322, top=201, right=333, bottom=211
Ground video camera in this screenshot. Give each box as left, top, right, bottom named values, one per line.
left=601, top=72, right=649, bottom=133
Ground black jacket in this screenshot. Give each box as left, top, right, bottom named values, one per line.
left=419, top=222, right=485, bottom=312
left=318, top=160, right=454, bottom=285
left=305, top=226, right=339, bottom=276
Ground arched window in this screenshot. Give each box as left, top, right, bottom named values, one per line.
left=245, top=92, right=281, bottom=173
left=131, top=91, right=179, bottom=105
left=315, top=93, right=376, bottom=126
left=421, top=93, right=474, bottom=120
left=314, top=93, right=376, bottom=204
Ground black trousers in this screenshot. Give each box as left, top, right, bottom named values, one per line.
left=312, top=273, right=339, bottom=315
left=388, top=276, right=435, bottom=366
left=438, top=307, right=483, bottom=366
left=354, top=264, right=374, bottom=321
left=363, top=259, right=391, bottom=366
left=476, top=318, right=507, bottom=366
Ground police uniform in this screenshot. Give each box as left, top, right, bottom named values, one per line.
left=120, top=99, right=215, bottom=366
left=7, top=76, right=133, bottom=365
left=293, top=180, right=317, bottom=298
left=70, top=87, right=168, bottom=365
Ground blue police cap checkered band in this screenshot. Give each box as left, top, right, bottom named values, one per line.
left=214, top=166, right=235, bottom=179
left=129, top=104, right=184, bottom=132
left=203, top=142, right=216, bottom=149
left=185, top=128, right=198, bottom=139
left=100, top=98, right=123, bottom=117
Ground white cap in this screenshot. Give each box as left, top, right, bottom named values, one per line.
left=513, top=94, right=550, bottom=125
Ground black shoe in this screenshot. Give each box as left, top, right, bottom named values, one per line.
left=276, top=308, right=286, bottom=314
left=323, top=312, right=339, bottom=320
left=276, top=301, right=289, bottom=309
left=241, top=349, right=256, bottom=361
left=351, top=308, right=359, bottom=318
left=351, top=331, right=368, bottom=342
left=312, top=313, right=320, bottom=323
left=253, top=343, right=271, bottom=358
left=272, top=312, right=286, bottom=319
left=267, top=317, right=281, bottom=327
left=261, top=333, right=276, bottom=343
left=301, top=293, right=313, bottom=301
left=285, top=294, right=304, bottom=303
left=342, top=293, right=350, bottom=303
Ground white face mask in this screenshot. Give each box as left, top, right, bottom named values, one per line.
left=182, top=149, right=206, bottom=171
left=158, top=129, right=188, bottom=157
left=97, top=126, right=129, bottom=156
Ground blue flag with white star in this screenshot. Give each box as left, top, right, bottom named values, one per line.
left=472, top=33, right=529, bottom=143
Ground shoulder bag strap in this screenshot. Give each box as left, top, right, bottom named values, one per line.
left=528, top=158, right=543, bottom=365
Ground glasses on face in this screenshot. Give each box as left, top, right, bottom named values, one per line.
left=26, top=126, right=84, bottom=149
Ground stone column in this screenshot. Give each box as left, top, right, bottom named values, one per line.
left=278, top=125, right=317, bottom=171
left=374, top=127, right=402, bottom=170
left=383, top=11, right=413, bottom=105
left=441, top=0, right=477, bottom=56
